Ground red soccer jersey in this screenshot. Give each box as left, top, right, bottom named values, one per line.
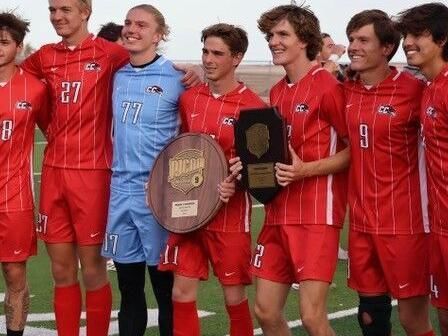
left=180, top=83, right=266, bottom=232
left=264, top=65, right=348, bottom=227
left=0, top=68, right=48, bottom=212
left=21, top=35, right=128, bottom=169
left=345, top=68, right=428, bottom=235
left=421, top=65, right=448, bottom=236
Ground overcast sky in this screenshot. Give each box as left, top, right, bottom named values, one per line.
left=1, top=0, right=438, bottom=62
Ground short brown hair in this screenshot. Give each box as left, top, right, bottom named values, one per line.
left=346, top=10, right=400, bottom=61
left=396, top=3, right=448, bottom=61
left=201, top=23, right=248, bottom=56
left=258, top=5, right=322, bottom=61
left=0, top=11, right=30, bottom=45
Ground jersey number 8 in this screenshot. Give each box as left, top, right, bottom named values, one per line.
left=1, top=120, right=13, bottom=141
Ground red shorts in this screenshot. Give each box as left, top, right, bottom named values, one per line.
left=0, top=210, right=36, bottom=262
left=251, top=224, right=340, bottom=284
left=348, top=230, right=430, bottom=299
left=158, top=230, right=252, bottom=286
left=37, top=166, right=111, bottom=245
left=429, top=233, right=448, bottom=309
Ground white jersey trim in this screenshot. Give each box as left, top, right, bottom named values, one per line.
left=311, top=67, right=324, bottom=76
left=392, top=69, right=402, bottom=81
left=244, top=191, right=250, bottom=232
left=326, top=126, right=338, bottom=225
left=418, top=138, right=430, bottom=233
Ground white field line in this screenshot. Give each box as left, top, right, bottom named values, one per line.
left=0, top=309, right=214, bottom=336
left=0, top=301, right=398, bottom=336
left=252, top=300, right=398, bottom=336
left=11, top=143, right=397, bottom=334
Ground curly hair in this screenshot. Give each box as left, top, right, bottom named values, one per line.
left=0, top=11, right=30, bottom=45
left=258, top=5, right=322, bottom=61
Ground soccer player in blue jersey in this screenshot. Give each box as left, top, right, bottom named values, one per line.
left=101, top=4, right=185, bottom=336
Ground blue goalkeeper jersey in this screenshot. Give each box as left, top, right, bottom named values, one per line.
left=110, top=55, right=184, bottom=194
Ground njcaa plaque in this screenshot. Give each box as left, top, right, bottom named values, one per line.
left=234, top=107, right=289, bottom=204
left=148, top=133, right=228, bottom=233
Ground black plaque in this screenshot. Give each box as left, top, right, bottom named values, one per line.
left=234, top=107, right=289, bottom=204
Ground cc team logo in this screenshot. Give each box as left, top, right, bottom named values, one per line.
left=145, top=85, right=164, bottom=95
left=295, top=103, right=309, bottom=113
left=84, top=62, right=101, bottom=71
left=222, top=117, right=236, bottom=126
left=15, top=101, right=32, bottom=110
left=426, top=106, right=437, bottom=118
left=377, top=104, right=396, bottom=117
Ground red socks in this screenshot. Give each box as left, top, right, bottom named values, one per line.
left=54, top=283, right=112, bottom=336
left=172, top=299, right=253, bottom=336
left=86, top=283, right=112, bottom=336
left=226, top=299, right=254, bottom=336
left=173, top=300, right=200, bottom=336
left=54, top=283, right=82, bottom=336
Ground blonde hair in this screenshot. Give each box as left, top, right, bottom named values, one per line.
left=130, top=4, right=170, bottom=42
left=78, top=0, right=92, bottom=20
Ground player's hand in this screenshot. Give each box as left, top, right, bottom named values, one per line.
left=275, top=143, right=310, bottom=186
left=332, top=44, right=346, bottom=57
left=218, top=175, right=236, bottom=203
left=229, top=156, right=243, bottom=181
left=323, top=60, right=340, bottom=76
left=173, top=63, right=204, bottom=88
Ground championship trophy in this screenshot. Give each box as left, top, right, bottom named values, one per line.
left=147, top=133, right=228, bottom=233
left=234, top=107, right=289, bottom=204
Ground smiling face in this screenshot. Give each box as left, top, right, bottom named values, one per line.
left=122, top=8, right=162, bottom=56
left=403, top=31, right=444, bottom=70
left=348, top=24, right=393, bottom=73
left=267, top=18, right=306, bottom=67
left=202, top=36, right=241, bottom=83
left=48, top=0, right=89, bottom=41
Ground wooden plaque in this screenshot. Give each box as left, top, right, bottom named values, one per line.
left=234, top=107, right=289, bottom=204
left=148, top=133, right=228, bottom=233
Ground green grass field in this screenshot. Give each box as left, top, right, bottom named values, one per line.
left=0, top=130, right=441, bottom=335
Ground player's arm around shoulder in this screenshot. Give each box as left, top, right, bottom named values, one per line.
left=173, top=63, right=204, bottom=89
left=21, top=47, right=44, bottom=78
left=97, top=37, right=129, bottom=70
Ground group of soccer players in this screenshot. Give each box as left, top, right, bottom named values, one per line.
left=1, top=1, right=448, bottom=336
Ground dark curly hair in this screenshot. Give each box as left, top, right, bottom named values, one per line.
left=0, top=11, right=30, bottom=45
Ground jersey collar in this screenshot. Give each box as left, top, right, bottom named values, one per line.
left=54, top=33, right=95, bottom=51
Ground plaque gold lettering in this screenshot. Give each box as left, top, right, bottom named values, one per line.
left=168, top=149, right=206, bottom=194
